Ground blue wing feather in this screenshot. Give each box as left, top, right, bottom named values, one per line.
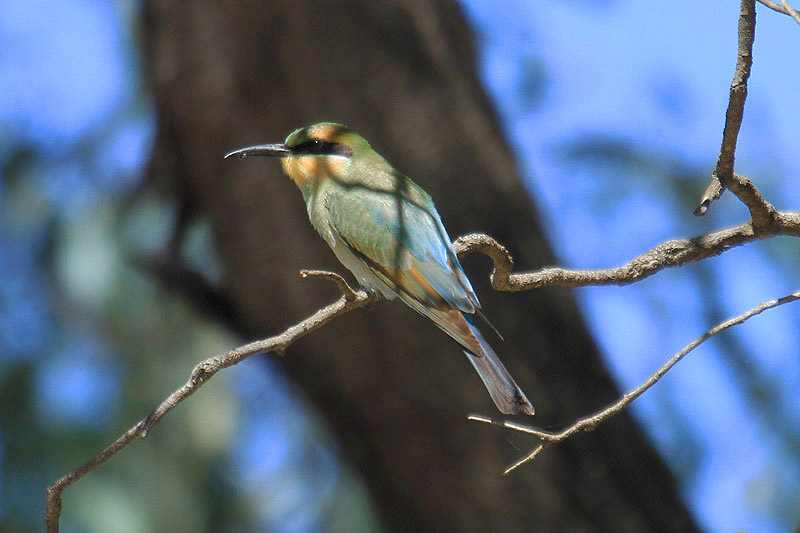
left=324, top=182, right=534, bottom=415
left=357, top=191, right=479, bottom=312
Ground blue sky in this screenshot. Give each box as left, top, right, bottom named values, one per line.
left=1, top=0, right=798, bottom=531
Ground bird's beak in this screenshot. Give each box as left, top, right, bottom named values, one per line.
left=224, top=143, right=291, bottom=159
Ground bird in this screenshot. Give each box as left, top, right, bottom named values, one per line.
left=225, top=122, right=534, bottom=415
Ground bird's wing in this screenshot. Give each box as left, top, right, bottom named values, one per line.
left=325, top=185, right=480, bottom=318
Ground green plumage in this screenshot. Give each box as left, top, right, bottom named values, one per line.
left=226, top=122, right=534, bottom=415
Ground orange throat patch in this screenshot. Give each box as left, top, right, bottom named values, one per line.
left=282, top=155, right=347, bottom=189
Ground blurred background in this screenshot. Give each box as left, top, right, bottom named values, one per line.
left=1, top=0, right=798, bottom=531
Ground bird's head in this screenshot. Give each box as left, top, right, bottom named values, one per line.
left=225, top=122, right=373, bottom=192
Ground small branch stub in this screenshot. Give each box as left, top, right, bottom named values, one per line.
left=696, top=0, right=756, bottom=216
left=299, top=269, right=362, bottom=301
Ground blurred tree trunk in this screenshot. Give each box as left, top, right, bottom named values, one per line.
left=143, top=1, right=697, bottom=531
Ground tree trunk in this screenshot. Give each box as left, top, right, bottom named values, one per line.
left=142, top=1, right=697, bottom=531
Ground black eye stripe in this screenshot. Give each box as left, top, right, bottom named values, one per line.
left=292, top=139, right=353, bottom=157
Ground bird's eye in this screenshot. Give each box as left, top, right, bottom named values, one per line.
left=309, top=138, right=326, bottom=153
left=292, top=138, right=352, bottom=157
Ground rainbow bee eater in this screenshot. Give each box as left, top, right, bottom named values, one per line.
left=225, top=123, right=534, bottom=415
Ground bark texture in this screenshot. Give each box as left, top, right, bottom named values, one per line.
left=143, top=1, right=697, bottom=531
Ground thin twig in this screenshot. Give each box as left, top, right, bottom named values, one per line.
left=758, top=0, right=800, bottom=23
left=470, top=289, right=800, bottom=474
left=300, top=269, right=363, bottom=301
left=696, top=0, right=756, bottom=217
left=780, top=0, right=800, bottom=23
left=44, top=272, right=374, bottom=533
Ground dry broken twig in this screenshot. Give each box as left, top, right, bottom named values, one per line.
left=696, top=0, right=797, bottom=216
left=470, top=289, right=800, bottom=474
left=696, top=0, right=756, bottom=217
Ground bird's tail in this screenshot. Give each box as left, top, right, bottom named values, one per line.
left=464, top=318, right=534, bottom=416
left=396, top=294, right=534, bottom=415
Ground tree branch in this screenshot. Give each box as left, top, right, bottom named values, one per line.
left=44, top=272, right=375, bottom=533
left=780, top=0, right=800, bottom=23
left=696, top=0, right=757, bottom=217
left=470, top=288, right=800, bottom=474
left=757, top=0, right=800, bottom=24
left=453, top=211, right=800, bottom=291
